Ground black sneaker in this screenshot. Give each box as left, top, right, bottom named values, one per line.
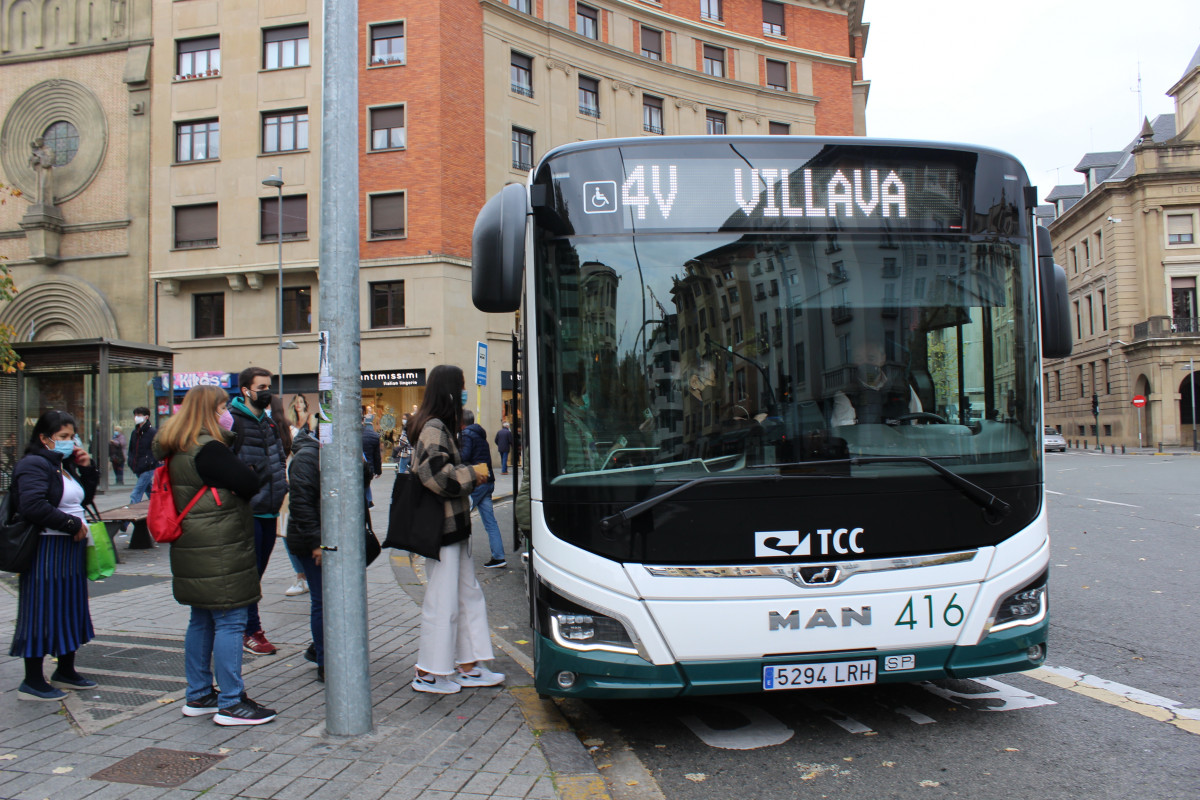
left=316, top=666, right=325, bottom=683
left=304, top=643, right=317, bottom=663
left=484, top=558, right=507, bottom=569
left=214, top=699, right=277, bottom=726
left=182, top=689, right=220, bottom=717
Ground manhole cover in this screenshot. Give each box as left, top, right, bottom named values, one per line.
left=91, top=747, right=225, bottom=788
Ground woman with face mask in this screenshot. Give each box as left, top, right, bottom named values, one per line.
left=10, top=410, right=100, bottom=701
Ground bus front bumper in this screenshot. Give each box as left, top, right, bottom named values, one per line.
left=533, top=620, right=1048, bottom=698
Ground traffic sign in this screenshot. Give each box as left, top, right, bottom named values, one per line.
left=1132, top=395, right=1146, bottom=408
left=476, top=341, right=488, bottom=386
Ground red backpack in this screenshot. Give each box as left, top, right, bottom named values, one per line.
left=146, top=459, right=220, bottom=543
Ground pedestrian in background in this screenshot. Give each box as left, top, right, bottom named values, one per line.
left=362, top=408, right=381, bottom=506
left=271, top=396, right=307, bottom=598
left=154, top=385, right=276, bottom=726
left=126, top=406, right=157, bottom=504
left=228, top=367, right=288, bottom=656
left=285, top=423, right=325, bottom=682
left=392, top=413, right=413, bottom=473
left=461, top=410, right=505, bottom=569
left=109, top=426, right=126, bottom=485
left=494, top=421, right=512, bottom=475
left=10, top=410, right=100, bottom=701
left=409, top=365, right=504, bottom=694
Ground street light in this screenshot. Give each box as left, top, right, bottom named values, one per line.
left=262, top=170, right=285, bottom=397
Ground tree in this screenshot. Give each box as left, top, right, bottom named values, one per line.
left=0, top=182, right=24, bottom=373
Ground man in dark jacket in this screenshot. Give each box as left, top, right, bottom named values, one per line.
left=127, top=406, right=158, bottom=504
left=361, top=410, right=381, bottom=506
left=460, top=410, right=505, bottom=568
left=285, top=428, right=325, bottom=682
left=494, top=421, right=513, bottom=475
left=229, top=366, right=288, bottom=656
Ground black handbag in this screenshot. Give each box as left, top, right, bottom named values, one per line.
left=0, top=483, right=40, bottom=574
left=364, top=512, right=382, bottom=566
left=383, top=471, right=444, bottom=560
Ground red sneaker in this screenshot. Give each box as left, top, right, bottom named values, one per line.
left=243, top=631, right=277, bottom=655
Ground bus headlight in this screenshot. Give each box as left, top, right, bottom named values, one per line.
left=541, top=585, right=641, bottom=655
left=987, top=572, right=1048, bottom=633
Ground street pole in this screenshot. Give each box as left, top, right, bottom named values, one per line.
left=320, top=0, right=370, bottom=735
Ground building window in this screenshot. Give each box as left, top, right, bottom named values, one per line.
left=193, top=293, right=225, bottom=339
left=701, top=0, right=722, bottom=22
left=177, top=36, right=220, bottom=78
left=370, top=281, right=405, bottom=328
left=282, top=287, right=312, bottom=334
left=641, top=26, right=662, bottom=60
left=259, top=194, right=308, bottom=242
left=766, top=59, right=788, bottom=90
left=576, top=3, right=598, bottom=39
left=511, top=52, right=533, bottom=97
left=1099, top=288, right=1108, bottom=330
left=1172, top=277, right=1196, bottom=327
left=370, top=22, right=405, bottom=65
left=703, top=45, right=725, bottom=77
left=176, top=120, right=219, bottom=163
left=1073, top=299, right=1081, bottom=340
left=264, top=24, right=309, bottom=69
left=512, top=127, right=534, bottom=170
left=370, top=106, right=406, bottom=150
left=769, top=121, right=789, bottom=135
left=1070, top=246, right=1078, bottom=273
left=1095, top=228, right=1104, bottom=261
left=1078, top=365, right=1086, bottom=398
left=578, top=76, right=600, bottom=117
left=42, top=121, right=78, bottom=166
left=762, top=0, right=785, bottom=35
left=507, top=0, right=531, bottom=12
left=174, top=204, right=218, bottom=249
left=1086, top=294, right=1094, bottom=335
left=1083, top=238, right=1091, bottom=268
left=263, top=110, right=309, bottom=153
left=1167, top=213, right=1195, bottom=245
left=643, top=95, right=664, bottom=135
left=369, top=192, right=406, bottom=239
left=705, top=109, right=726, bottom=135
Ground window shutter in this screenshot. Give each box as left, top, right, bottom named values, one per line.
left=373, top=106, right=405, bottom=129
left=763, top=1, right=785, bottom=27
left=264, top=24, right=307, bottom=43
left=179, top=36, right=219, bottom=53
left=372, top=23, right=404, bottom=40
left=176, top=204, right=217, bottom=243
left=641, top=27, right=661, bottom=52
left=372, top=194, right=406, bottom=236
left=704, top=45, right=723, bottom=62
left=1168, top=215, right=1193, bottom=235
left=767, top=60, right=788, bottom=88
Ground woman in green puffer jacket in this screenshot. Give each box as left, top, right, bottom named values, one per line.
left=152, top=385, right=276, bottom=727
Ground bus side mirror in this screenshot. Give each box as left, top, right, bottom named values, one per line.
left=1036, top=226, right=1072, bottom=358
left=472, top=184, right=527, bottom=313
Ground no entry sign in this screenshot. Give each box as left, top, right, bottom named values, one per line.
left=1132, top=395, right=1147, bottom=408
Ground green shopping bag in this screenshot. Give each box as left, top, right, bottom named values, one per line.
left=86, top=519, right=115, bottom=581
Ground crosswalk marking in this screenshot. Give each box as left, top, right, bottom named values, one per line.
left=1027, top=666, right=1200, bottom=736
left=919, top=677, right=1057, bottom=711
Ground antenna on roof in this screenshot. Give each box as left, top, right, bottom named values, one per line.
left=1131, top=61, right=1144, bottom=129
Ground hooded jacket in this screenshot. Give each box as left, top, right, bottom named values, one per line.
left=228, top=395, right=288, bottom=516
left=154, top=431, right=260, bottom=610
left=285, top=429, right=321, bottom=557
left=458, top=423, right=494, bottom=483
left=127, top=420, right=158, bottom=475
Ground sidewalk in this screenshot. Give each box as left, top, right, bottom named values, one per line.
left=0, top=467, right=603, bottom=800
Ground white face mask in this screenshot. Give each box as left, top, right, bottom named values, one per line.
left=134, top=415, right=147, bottom=425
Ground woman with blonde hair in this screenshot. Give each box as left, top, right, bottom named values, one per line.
left=152, top=385, right=276, bottom=726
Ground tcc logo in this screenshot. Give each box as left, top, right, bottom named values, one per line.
left=755, top=528, right=865, bottom=558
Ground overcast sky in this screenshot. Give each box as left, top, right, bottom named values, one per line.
left=861, top=1, right=1200, bottom=198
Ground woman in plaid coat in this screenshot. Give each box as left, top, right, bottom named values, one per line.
left=408, top=365, right=504, bottom=695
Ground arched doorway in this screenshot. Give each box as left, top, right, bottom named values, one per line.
left=1180, top=372, right=1199, bottom=449
left=1134, top=374, right=1153, bottom=448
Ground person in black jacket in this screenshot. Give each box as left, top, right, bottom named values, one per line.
left=361, top=409, right=381, bottom=506
left=10, top=410, right=100, bottom=701
left=460, top=410, right=504, bottom=568
left=126, top=406, right=157, bottom=504
left=285, top=427, right=325, bottom=681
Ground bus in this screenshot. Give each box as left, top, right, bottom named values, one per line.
left=472, top=136, right=1072, bottom=698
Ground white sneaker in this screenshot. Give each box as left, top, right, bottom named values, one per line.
left=285, top=579, right=309, bottom=597
left=452, top=666, right=506, bottom=687
left=412, top=673, right=462, bottom=694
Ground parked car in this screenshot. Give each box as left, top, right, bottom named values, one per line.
left=1044, top=426, right=1067, bottom=453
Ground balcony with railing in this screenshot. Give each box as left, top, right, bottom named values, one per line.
left=1132, top=316, right=1200, bottom=340
left=831, top=305, right=852, bottom=324
left=511, top=83, right=533, bottom=98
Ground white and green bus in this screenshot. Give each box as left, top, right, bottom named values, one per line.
left=473, top=136, right=1071, bottom=698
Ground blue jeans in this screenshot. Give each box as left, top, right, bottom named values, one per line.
left=285, top=547, right=305, bottom=576
left=397, top=455, right=411, bottom=474
left=185, top=606, right=248, bottom=709
left=298, top=554, right=323, bottom=667
left=130, top=470, right=154, bottom=504
left=470, top=482, right=504, bottom=561
left=245, top=517, right=277, bottom=635
left=499, top=451, right=509, bottom=473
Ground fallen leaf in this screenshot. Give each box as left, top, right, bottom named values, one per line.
left=583, top=738, right=604, bottom=747
left=1082, top=586, right=1090, bottom=589
left=157, top=698, right=176, bottom=704
left=515, top=640, right=528, bottom=645
left=918, top=780, right=941, bottom=788
left=0, top=755, right=16, bottom=761
left=625, top=780, right=639, bottom=786
left=685, top=773, right=707, bottom=782
left=843, top=757, right=853, bottom=762
left=882, top=761, right=896, bottom=768
left=52, top=767, right=73, bottom=774
left=598, top=764, right=611, bottom=770
left=1003, top=748, right=1020, bottom=753
left=217, top=748, right=230, bottom=755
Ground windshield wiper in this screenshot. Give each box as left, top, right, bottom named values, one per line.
left=597, top=472, right=842, bottom=531
left=749, top=456, right=1011, bottom=518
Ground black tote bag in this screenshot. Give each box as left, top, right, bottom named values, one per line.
left=0, top=484, right=39, bottom=574
left=384, top=471, right=444, bottom=560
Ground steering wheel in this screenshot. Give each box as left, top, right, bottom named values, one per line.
left=894, top=412, right=949, bottom=425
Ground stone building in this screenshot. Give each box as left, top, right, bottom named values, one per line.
left=1043, top=45, right=1200, bottom=449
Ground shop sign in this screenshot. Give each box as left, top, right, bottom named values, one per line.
left=361, top=369, right=426, bottom=388
left=154, top=372, right=235, bottom=392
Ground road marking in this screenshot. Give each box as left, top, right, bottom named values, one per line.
left=679, top=699, right=795, bottom=748
left=798, top=698, right=874, bottom=734
left=1027, top=666, right=1200, bottom=736
left=920, top=678, right=1056, bottom=711
left=890, top=704, right=937, bottom=725
left=1084, top=498, right=1141, bottom=508
left=1046, top=490, right=1064, bottom=495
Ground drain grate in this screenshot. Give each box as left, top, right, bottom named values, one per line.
left=91, top=747, right=225, bottom=788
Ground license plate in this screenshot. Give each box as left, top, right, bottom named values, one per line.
left=763, top=659, right=876, bottom=690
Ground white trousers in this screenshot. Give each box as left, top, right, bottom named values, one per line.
left=416, top=538, right=495, bottom=675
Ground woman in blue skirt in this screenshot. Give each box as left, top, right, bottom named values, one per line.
left=10, top=410, right=100, bottom=701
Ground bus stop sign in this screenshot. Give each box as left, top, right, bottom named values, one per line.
left=476, top=341, right=488, bottom=386
left=1132, top=395, right=1146, bottom=408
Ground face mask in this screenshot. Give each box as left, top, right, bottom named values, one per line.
left=134, top=415, right=147, bottom=425
left=248, top=389, right=272, bottom=410
left=52, top=440, right=75, bottom=458
left=460, top=391, right=468, bottom=407
left=218, top=410, right=234, bottom=431
left=581, top=393, right=591, bottom=409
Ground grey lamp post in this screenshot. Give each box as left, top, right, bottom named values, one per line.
left=263, top=170, right=285, bottom=396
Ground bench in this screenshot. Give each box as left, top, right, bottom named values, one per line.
left=96, top=500, right=152, bottom=550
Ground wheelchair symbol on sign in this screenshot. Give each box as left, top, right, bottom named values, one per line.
left=583, top=181, right=618, bottom=214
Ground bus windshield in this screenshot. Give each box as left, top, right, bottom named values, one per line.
left=534, top=230, right=1038, bottom=488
